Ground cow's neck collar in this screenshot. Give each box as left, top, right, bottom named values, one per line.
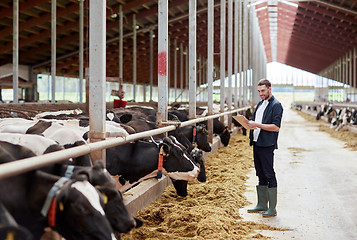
left=41, top=177, right=69, bottom=227
left=41, top=165, right=74, bottom=227
left=192, top=126, right=197, bottom=144
left=157, top=145, right=166, bottom=179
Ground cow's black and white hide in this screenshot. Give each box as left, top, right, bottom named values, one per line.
left=106, top=136, right=199, bottom=193
left=0, top=143, right=117, bottom=240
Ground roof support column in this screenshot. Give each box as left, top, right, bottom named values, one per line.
left=189, top=0, right=197, bottom=119
left=133, top=14, right=137, bottom=101
left=349, top=50, right=352, bottom=101
left=220, top=0, right=226, bottom=122
left=174, top=38, right=177, bottom=101
left=119, top=5, right=123, bottom=89
left=51, top=0, right=56, bottom=103
left=79, top=0, right=84, bottom=103
left=168, top=36, right=170, bottom=102
left=198, top=55, right=202, bottom=101
left=227, top=0, right=233, bottom=128
left=89, top=0, right=106, bottom=162
left=157, top=0, right=168, bottom=125
left=234, top=0, right=239, bottom=109
left=185, top=46, right=189, bottom=101
left=180, top=42, right=184, bottom=102
left=352, top=48, right=357, bottom=102
left=149, top=28, right=154, bottom=101
left=13, top=0, right=19, bottom=103
left=207, top=0, right=214, bottom=143
left=239, top=0, right=243, bottom=106
left=243, top=0, right=247, bottom=105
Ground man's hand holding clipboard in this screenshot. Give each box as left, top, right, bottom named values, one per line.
left=232, top=115, right=257, bottom=130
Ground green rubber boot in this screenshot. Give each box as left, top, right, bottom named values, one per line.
left=263, top=187, right=277, bottom=217
left=247, top=185, right=268, bottom=213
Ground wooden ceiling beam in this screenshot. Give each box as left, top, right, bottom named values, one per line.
left=0, top=0, right=49, bottom=19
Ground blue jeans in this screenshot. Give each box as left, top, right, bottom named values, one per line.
left=253, top=144, right=277, bottom=188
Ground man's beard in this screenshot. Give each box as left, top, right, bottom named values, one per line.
left=264, top=90, right=271, bottom=100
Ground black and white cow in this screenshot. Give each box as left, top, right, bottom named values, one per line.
left=169, top=109, right=231, bottom=146
left=41, top=160, right=142, bottom=233
left=0, top=144, right=117, bottom=240
left=106, top=136, right=200, bottom=193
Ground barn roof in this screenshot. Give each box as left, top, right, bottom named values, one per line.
left=0, top=0, right=356, bottom=88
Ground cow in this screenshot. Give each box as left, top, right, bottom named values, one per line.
left=169, top=109, right=232, bottom=146
left=0, top=144, right=117, bottom=240
left=106, top=136, right=200, bottom=193
left=0, top=132, right=90, bottom=166
left=0, top=202, right=33, bottom=240
left=41, top=160, right=142, bottom=233
left=0, top=137, right=141, bottom=234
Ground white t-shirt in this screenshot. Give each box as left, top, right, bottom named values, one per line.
left=253, top=100, right=269, bottom=142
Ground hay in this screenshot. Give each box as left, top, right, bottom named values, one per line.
left=122, top=133, right=285, bottom=240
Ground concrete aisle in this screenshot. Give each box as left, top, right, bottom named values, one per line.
left=239, top=107, right=357, bottom=240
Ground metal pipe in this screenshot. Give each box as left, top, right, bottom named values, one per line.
left=0, top=106, right=249, bottom=181
left=188, top=0, right=197, bottom=119
left=150, top=28, right=154, bottom=101
left=220, top=0, right=226, bottom=121
left=79, top=0, right=84, bottom=103
left=13, top=0, right=19, bottom=103
left=234, top=0, right=239, bottom=109
left=51, top=0, right=56, bottom=103
left=119, top=5, right=123, bottom=81
left=180, top=42, right=184, bottom=102
left=157, top=0, right=168, bottom=124
left=89, top=0, right=106, bottom=162
left=227, top=0, right=233, bottom=128
left=174, top=38, right=177, bottom=100
left=133, top=14, right=137, bottom=101
left=207, top=0, right=214, bottom=142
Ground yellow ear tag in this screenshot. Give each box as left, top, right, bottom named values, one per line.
left=102, top=193, right=108, bottom=204
left=160, top=146, right=166, bottom=156
left=6, top=232, right=15, bottom=240
left=59, top=202, right=64, bottom=211
left=202, top=128, right=205, bottom=133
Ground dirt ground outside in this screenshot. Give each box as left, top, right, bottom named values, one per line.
left=122, top=133, right=287, bottom=240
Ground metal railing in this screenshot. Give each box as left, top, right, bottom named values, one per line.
left=0, top=106, right=250, bottom=180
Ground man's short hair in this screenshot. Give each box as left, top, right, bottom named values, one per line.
left=258, top=79, right=271, bottom=88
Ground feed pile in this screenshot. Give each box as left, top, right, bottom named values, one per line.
left=122, top=133, right=282, bottom=240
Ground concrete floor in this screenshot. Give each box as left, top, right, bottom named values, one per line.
left=239, top=107, right=357, bottom=240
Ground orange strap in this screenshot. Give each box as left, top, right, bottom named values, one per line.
left=193, top=127, right=197, bottom=136
left=48, top=198, right=57, bottom=227
left=157, top=154, right=164, bottom=178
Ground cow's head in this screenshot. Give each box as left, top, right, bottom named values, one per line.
left=219, top=126, right=231, bottom=146
left=191, top=149, right=206, bottom=182
left=195, top=125, right=211, bottom=152
left=97, top=186, right=142, bottom=233
left=171, top=179, right=188, bottom=197
left=159, top=136, right=199, bottom=181
left=54, top=174, right=116, bottom=240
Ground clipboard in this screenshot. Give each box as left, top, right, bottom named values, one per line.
left=232, top=115, right=255, bottom=130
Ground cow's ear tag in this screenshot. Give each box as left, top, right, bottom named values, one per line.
left=101, top=193, right=108, bottom=204
left=59, top=202, right=64, bottom=211
left=160, top=146, right=166, bottom=156
left=202, top=128, right=205, bottom=133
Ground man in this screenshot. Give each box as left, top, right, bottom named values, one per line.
left=246, top=79, right=283, bottom=217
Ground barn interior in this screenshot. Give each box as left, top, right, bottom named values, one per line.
left=0, top=0, right=356, bottom=104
